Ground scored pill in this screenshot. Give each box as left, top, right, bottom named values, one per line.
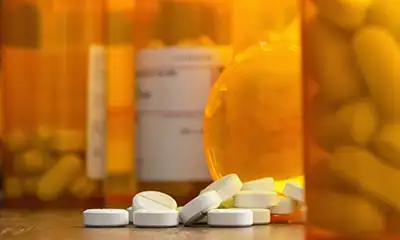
left=251, top=209, right=271, bottom=225
left=200, top=174, right=243, bottom=202
left=241, top=177, right=275, bottom=192
left=132, top=191, right=177, bottom=211
left=133, top=209, right=179, bottom=228
left=234, top=191, right=279, bottom=209
left=207, top=209, right=253, bottom=227
left=83, top=209, right=129, bottom=227
left=270, top=196, right=296, bottom=215
left=283, top=182, right=304, bottom=203
left=180, top=190, right=221, bottom=226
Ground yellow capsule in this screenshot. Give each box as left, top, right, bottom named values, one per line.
left=50, top=129, right=85, bottom=152
left=353, top=26, right=400, bottom=120
left=305, top=17, right=364, bottom=104
left=18, top=149, right=46, bottom=173
left=314, top=0, right=372, bottom=30
left=372, top=124, right=400, bottom=169
left=4, top=177, right=23, bottom=199
left=36, top=154, right=83, bottom=201
left=308, top=191, right=384, bottom=237
left=367, top=0, right=400, bottom=39
left=329, top=146, right=400, bottom=211
left=69, top=175, right=97, bottom=199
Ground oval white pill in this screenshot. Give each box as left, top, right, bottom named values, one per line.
left=200, top=174, right=243, bottom=202
left=180, top=190, right=222, bottom=226
left=283, top=182, right=304, bottom=203
left=270, top=196, right=296, bottom=215
left=234, top=191, right=279, bottom=209
left=242, top=177, right=275, bottom=192
left=83, top=209, right=129, bottom=227
left=207, top=209, right=253, bottom=227
left=133, top=209, right=179, bottom=228
left=251, top=209, right=271, bottom=225
left=132, top=191, right=177, bottom=211
left=127, top=207, right=133, bottom=223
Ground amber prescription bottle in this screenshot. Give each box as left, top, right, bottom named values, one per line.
left=303, top=0, right=400, bottom=239
left=204, top=0, right=302, bottom=194
left=0, top=0, right=106, bottom=208
left=134, top=0, right=232, bottom=204
left=103, top=0, right=136, bottom=208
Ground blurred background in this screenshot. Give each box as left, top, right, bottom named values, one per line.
left=0, top=0, right=300, bottom=210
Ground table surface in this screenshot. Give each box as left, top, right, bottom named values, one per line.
left=0, top=210, right=305, bottom=240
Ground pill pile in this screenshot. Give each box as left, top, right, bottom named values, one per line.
left=304, top=0, right=400, bottom=237
left=83, top=174, right=306, bottom=228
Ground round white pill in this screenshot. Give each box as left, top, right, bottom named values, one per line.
left=127, top=207, right=133, bottom=223
left=242, top=177, right=275, bottom=192
left=132, top=191, right=177, bottom=211
left=251, top=209, right=271, bottom=225
left=271, top=196, right=296, bottom=215
left=234, top=191, right=279, bottom=209
left=177, top=206, right=207, bottom=224
left=200, top=174, right=243, bottom=202
left=180, top=190, right=222, bottom=226
left=283, top=182, right=304, bottom=203
left=133, top=209, right=179, bottom=228
left=207, top=209, right=253, bottom=227
left=83, top=209, right=129, bottom=227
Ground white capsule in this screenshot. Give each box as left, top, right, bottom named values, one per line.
left=200, top=174, right=243, bottom=202
left=133, top=209, right=179, bottom=228
left=283, top=182, right=304, bottom=203
left=127, top=206, right=133, bottom=223
left=241, top=177, right=275, bottom=192
left=250, top=209, right=271, bottom=225
left=234, top=191, right=279, bottom=209
left=180, top=190, right=222, bottom=226
left=132, top=191, right=177, bottom=211
left=270, top=196, right=296, bottom=215
left=207, top=209, right=253, bottom=227
left=83, top=209, right=129, bottom=227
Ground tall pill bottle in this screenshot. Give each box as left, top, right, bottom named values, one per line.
left=204, top=0, right=302, bottom=194
left=0, top=0, right=106, bottom=208
left=303, top=0, right=400, bottom=239
left=134, top=0, right=232, bottom=204
left=104, top=0, right=136, bottom=208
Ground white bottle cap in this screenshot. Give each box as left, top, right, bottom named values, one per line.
left=180, top=190, right=222, bottom=226
left=83, top=209, right=129, bottom=227
left=207, top=209, right=253, bottom=227
left=132, top=191, right=177, bottom=211
left=133, top=209, right=179, bottom=228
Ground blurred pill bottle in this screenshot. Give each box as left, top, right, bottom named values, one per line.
left=303, top=0, right=400, bottom=239
left=0, top=0, right=107, bottom=208
left=204, top=0, right=302, bottom=193
left=133, top=0, right=232, bottom=205
left=103, top=0, right=136, bottom=208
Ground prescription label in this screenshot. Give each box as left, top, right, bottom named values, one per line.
left=86, top=45, right=106, bottom=180
left=136, top=47, right=231, bottom=181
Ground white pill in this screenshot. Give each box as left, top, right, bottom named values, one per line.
left=177, top=206, right=207, bottom=224
left=127, top=206, right=133, bottom=223
left=200, top=174, right=243, bottom=202
left=251, top=209, right=271, bottom=225
left=132, top=191, right=177, bottom=211
left=83, top=209, right=129, bottom=227
left=133, top=209, right=179, bottom=228
left=180, top=190, right=222, bottom=226
left=270, top=196, right=296, bottom=215
left=234, top=191, right=279, bottom=209
left=207, top=209, right=253, bottom=227
left=241, top=177, right=275, bottom=192
left=283, top=182, right=304, bottom=203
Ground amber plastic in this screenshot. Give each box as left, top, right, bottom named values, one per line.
left=204, top=0, right=302, bottom=195
left=134, top=0, right=231, bottom=205
left=0, top=0, right=123, bottom=208
left=303, top=0, right=400, bottom=239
